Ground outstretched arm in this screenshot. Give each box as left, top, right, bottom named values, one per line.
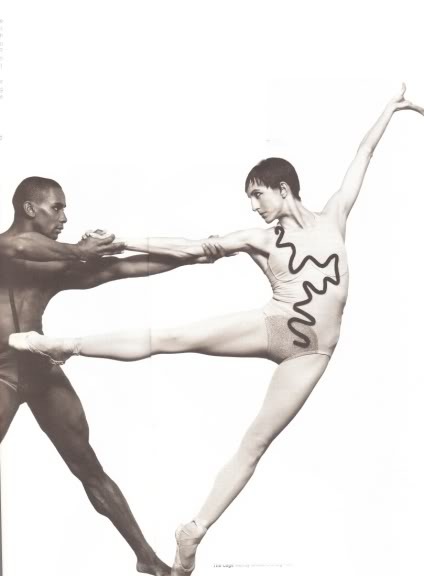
left=63, top=228, right=270, bottom=289
left=58, top=244, right=230, bottom=290
left=0, top=231, right=125, bottom=261
left=119, top=228, right=267, bottom=259
left=58, top=254, right=196, bottom=290
left=325, top=84, right=424, bottom=222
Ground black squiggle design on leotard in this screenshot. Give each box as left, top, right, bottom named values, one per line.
left=274, top=226, right=340, bottom=348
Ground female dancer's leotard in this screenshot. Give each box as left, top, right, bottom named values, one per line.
left=262, top=212, right=348, bottom=363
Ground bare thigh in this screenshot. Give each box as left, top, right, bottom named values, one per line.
left=26, top=366, right=102, bottom=477
left=153, top=309, right=269, bottom=359
left=240, top=354, right=330, bottom=454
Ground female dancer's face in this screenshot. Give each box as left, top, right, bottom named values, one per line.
left=246, top=182, right=284, bottom=224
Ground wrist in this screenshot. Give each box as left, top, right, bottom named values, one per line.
left=74, top=243, right=86, bottom=261
left=384, top=102, right=397, bottom=115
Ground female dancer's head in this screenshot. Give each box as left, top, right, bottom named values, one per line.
left=245, top=158, right=301, bottom=224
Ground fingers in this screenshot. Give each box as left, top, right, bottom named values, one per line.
left=391, top=82, right=407, bottom=105
left=83, top=229, right=114, bottom=240
left=97, top=234, right=116, bottom=244
left=81, top=229, right=94, bottom=240
left=202, top=243, right=219, bottom=262
left=202, top=241, right=229, bottom=262
left=99, top=241, right=126, bottom=256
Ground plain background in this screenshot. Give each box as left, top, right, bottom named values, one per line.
left=1, top=2, right=424, bottom=575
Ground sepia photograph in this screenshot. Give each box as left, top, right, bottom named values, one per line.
left=0, top=2, right=424, bottom=576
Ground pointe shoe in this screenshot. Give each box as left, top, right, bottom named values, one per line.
left=171, top=524, right=204, bottom=576
left=8, top=331, right=70, bottom=366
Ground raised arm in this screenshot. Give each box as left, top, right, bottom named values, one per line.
left=0, top=231, right=125, bottom=261
left=325, top=84, right=424, bottom=223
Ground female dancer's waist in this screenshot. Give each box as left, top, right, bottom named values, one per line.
left=263, top=295, right=346, bottom=321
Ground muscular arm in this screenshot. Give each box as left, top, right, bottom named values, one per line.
left=324, top=84, right=424, bottom=223
left=0, top=231, right=124, bottom=261
left=59, top=254, right=181, bottom=290
left=0, top=232, right=83, bottom=261
left=61, top=228, right=270, bottom=290
left=59, top=252, right=218, bottom=290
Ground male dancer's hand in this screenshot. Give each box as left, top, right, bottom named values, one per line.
left=77, top=234, right=125, bottom=260
left=201, top=237, right=238, bottom=263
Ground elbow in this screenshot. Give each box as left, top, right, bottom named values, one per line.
left=15, top=240, right=28, bottom=257
left=357, top=144, right=373, bottom=159
left=0, top=236, right=30, bottom=259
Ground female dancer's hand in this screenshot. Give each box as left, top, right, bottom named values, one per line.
left=388, top=83, right=424, bottom=115
left=81, top=229, right=114, bottom=240
left=82, top=229, right=128, bottom=250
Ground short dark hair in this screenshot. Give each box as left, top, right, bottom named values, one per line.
left=13, top=176, right=62, bottom=214
left=245, top=158, right=300, bottom=200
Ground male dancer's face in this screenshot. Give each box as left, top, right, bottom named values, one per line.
left=31, top=186, right=68, bottom=239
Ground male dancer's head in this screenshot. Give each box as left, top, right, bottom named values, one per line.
left=12, top=177, right=67, bottom=240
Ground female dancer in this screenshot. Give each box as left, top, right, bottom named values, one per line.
left=10, top=85, right=424, bottom=575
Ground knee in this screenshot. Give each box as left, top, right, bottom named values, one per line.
left=238, top=429, right=274, bottom=467
left=67, top=411, right=89, bottom=441
left=68, top=451, right=105, bottom=483
left=153, top=327, right=189, bottom=353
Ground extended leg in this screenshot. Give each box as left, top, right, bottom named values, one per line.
left=27, top=366, right=169, bottom=576
left=9, top=309, right=269, bottom=362
left=173, top=354, right=330, bottom=574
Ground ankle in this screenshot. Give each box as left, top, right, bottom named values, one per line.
left=189, top=519, right=208, bottom=539
left=63, top=337, right=82, bottom=356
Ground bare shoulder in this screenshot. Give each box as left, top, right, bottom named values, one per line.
left=246, top=226, right=272, bottom=240
left=245, top=226, right=279, bottom=254
left=320, top=199, right=347, bottom=237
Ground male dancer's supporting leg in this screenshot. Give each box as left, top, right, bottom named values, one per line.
left=27, top=366, right=169, bottom=576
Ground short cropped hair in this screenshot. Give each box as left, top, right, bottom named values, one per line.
left=12, top=176, right=62, bottom=214
left=245, top=158, right=300, bottom=200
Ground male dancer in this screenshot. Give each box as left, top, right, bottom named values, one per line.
left=0, top=176, right=220, bottom=575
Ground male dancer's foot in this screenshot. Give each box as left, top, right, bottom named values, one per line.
left=137, top=552, right=171, bottom=576
left=8, top=331, right=79, bottom=365
left=171, top=521, right=207, bottom=576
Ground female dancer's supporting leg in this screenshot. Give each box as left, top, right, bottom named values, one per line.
left=171, top=353, right=328, bottom=573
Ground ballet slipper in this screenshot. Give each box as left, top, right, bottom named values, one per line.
left=171, top=523, right=205, bottom=576
left=8, top=331, right=71, bottom=366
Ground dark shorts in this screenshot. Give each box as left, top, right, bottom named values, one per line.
left=0, top=348, right=59, bottom=403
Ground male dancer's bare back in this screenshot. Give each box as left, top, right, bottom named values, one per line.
left=0, top=176, right=219, bottom=575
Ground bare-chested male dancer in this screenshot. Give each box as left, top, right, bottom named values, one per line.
left=0, top=176, right=221, bottom=575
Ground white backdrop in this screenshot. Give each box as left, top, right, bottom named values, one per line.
left=1, top=2, right=424, bottom=576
